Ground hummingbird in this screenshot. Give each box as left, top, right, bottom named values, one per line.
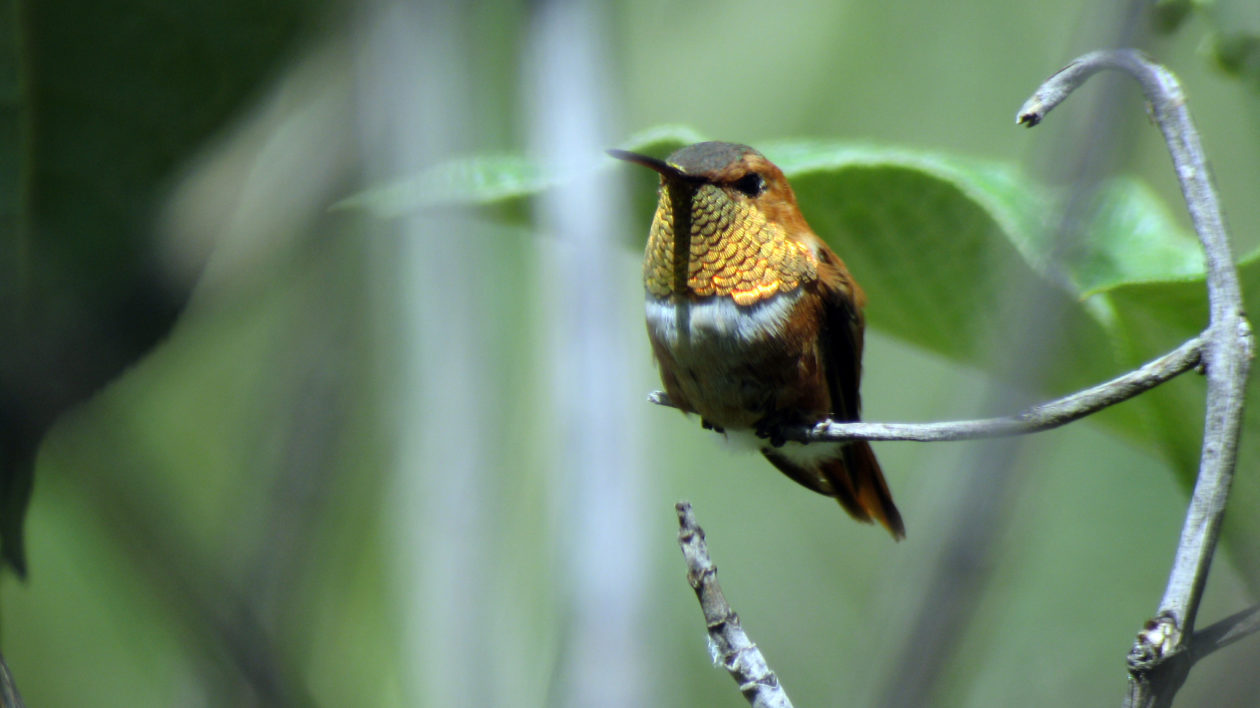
left=610, top=141, right=904, bottom=539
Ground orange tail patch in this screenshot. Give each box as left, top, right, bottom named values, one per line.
left=763, top=441, right=904, bottom=539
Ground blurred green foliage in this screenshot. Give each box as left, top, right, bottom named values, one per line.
left=0, top=0, right=322, bottom=574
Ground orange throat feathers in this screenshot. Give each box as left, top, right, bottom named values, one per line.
left=644, top=180, right=816, bottom=306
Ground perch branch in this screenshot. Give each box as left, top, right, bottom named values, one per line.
left=1019, top=50, right=1253, bottom=708
left=675, top=502, right=794, bottom=708
left=650, top=331, right=1204, bottom=442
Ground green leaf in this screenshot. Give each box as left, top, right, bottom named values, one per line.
left=333, top=124, right=708, bottom=221
left=343, top=126, right=1258, bottom=583
left=333, top=153, right=553, bottom=219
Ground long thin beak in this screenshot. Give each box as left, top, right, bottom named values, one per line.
left=606, top=149, right=701, bottom=183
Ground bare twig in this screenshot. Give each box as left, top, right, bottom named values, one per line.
left=1018, top=49, right=1252, bottom=708
left=650, top=331, right=1205, bottom=442
left=675, top=502, right=794, bottom=708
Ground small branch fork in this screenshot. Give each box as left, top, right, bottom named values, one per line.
left=1020, top=49, right=1254, bottom=708
left=662, top=50, right=1254, bottom=708
left=675, top=503, right=794, bottom=708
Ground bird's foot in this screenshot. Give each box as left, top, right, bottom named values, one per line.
left=700, top=418, right=726, bottom=434
left=754, top=417, right=788, bottom=448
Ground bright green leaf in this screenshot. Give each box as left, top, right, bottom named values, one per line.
left=342, top=124, right=1260, bottom=584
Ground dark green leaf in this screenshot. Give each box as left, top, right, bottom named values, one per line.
left=0, top=0, right=321, bottom=576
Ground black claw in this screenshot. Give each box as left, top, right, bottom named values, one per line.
left=754, top=418, right=787, bottom=448
left=701, top=418, right=725, bottom=434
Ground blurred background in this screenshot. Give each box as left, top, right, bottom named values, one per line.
left=3, top=0, right=1259, bottom=706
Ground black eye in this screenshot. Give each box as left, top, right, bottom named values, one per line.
left=732, top=172, right=765, bottom=197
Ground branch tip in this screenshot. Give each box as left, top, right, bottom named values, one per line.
left=1016, top=109, right=1043, bottom=127
left=672, top=503, right=795, bottom=707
